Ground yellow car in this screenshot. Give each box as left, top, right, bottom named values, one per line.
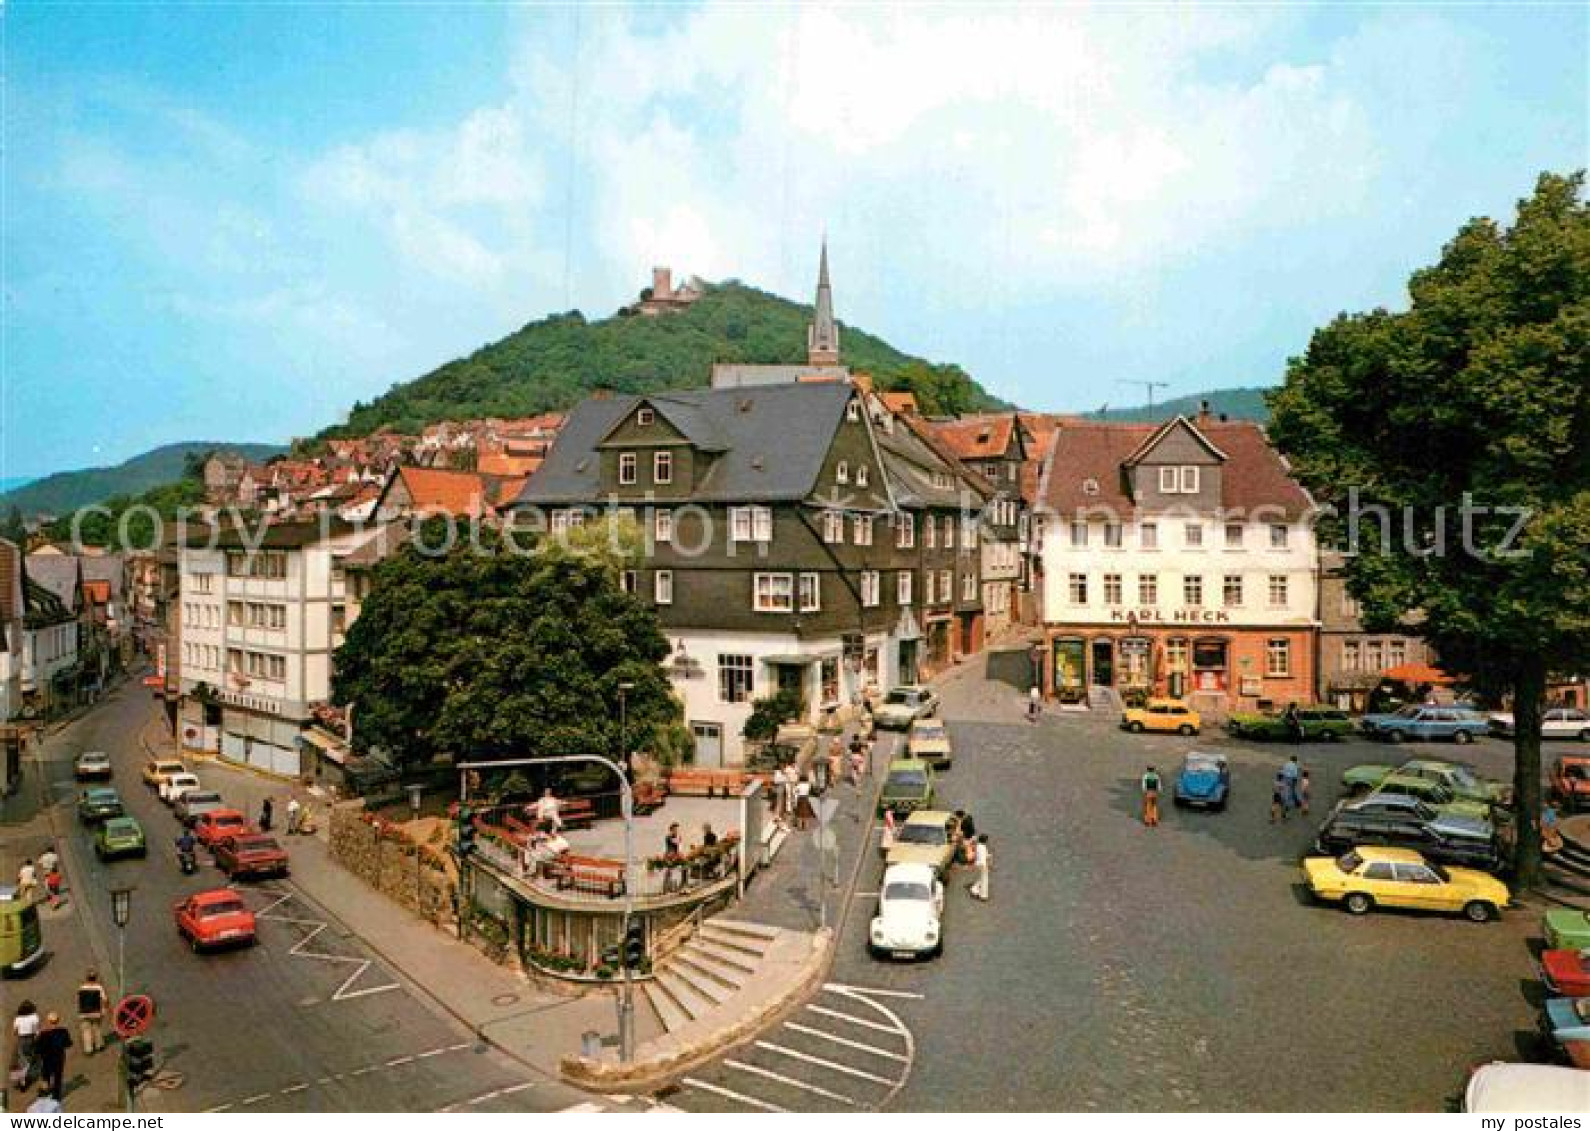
left=886, top=810, right=959, bottom=874
left=1302, top=845, right=1509, bottom=922
left=906, top=718, right=953, bottom=768
left=141, top=759, right=189, bottom=789
left=1120, top=699, right=1201, bottom=736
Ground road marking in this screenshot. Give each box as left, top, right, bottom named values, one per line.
left=252, top=884, right=401, bottom=1001
left=804, top=1003, right=900, bottom=1036
left=240, top=1093, right=272, bottom=1106
left=280, top=1084, right=309, bottom=1095
left=556, top=1101, right=607, bottom=1113
left=753, top=1040, right=896, bottom=1086
left=386, top=1055, right=415, bottom=1067
left=782, top=1021, right=910, bottom=1062
left=824, top=981, right=924, bottom=1000
left=724, top=1058, right=859, bottom=1106
left=680, top=1075, right=789, bottom=1112
left=440, top=1082, right=537, bottom=1111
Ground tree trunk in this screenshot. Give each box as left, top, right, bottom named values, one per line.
left=1511, top=654, right=1547, bottom=890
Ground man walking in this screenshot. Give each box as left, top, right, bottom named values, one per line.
left=34, top=1013, right=71, bottom=1102
left=1281, top=754, right=1304, bottom=813
left=16, top=859, right=39, bottom=904
left=260, top=798, right=274, bottom=833
left=1140, top=766, right=1162, bottom=827
left=285, top=796, right=302, bottom=835
left=968, top=835, right=992, bottom=901
left=76, top=972, right=107, bottom=1056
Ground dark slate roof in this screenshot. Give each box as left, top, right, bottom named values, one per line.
left=80, top=555, right=125, bottom=600
left=24, top=554, right=81, bottom=612
left=516, top=382, right=855, bottom=505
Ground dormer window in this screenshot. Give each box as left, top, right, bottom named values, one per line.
left=618, top=453, right=637, bottom=485
left=856, top=466, right=869, bottom=488
left=654, top=451, right=673, bottom=485
left=836, top=460, right=850, bottom=485
left=1158, top=465, right=1200, bottom=494
left=846, top=401, right=861, bottom=422
left=637, top=408, right=655, bottom=427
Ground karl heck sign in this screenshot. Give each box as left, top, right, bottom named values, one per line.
left=1109, top=608, right=1233, bottom=625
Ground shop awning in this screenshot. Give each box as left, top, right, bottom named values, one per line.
left=297, top=727, right=350, bottom=764
left=1382, top=662, right=1455, bottom=686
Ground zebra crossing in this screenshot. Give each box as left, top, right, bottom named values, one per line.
left=655, top=983, right=919, bottom=1113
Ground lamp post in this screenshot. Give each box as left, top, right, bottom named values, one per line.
left=109, top=886, right=132, bottom=998
left=408, top=784, right=424, bottom=903
left=614, top=680, right=636, bottom=1060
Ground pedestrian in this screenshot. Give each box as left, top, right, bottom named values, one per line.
left=286, top=796, right=302, bottom=835
left=1270, top=771, right=1289, bottom=823
left=1299, top=769, right=1312, bottom=816
left=76, top=972, right=107, bottom=1056
left=534, top=788, right=562, bottom=833
left=968, top=834, right=992, bottom=901
left=793, top=776, right=814, bottom=830
left=812, top=745, right=829, bottom=794
left=12, top=1000, right=40, bottom=1089
left=260, top=798, right=274, bottom=833
left=957, top=810, right=979, bottom=863
left=847, top=740, right=865, bottom=787
left=701, top=822, right=718, bottom=849
left=827, top=739, right=842, bottom=790
left=881, top=808, right=897, bottom=852
left=37, top=846, right=58, bottom=882
left=1028, top=686, right=1041, bottom=723
left=35, top=1013, right=70, bottom=1101
left=1140, top=766, right=1161, bottom=827
left=1281, top=754, right=1303, bottom=812
left=1284, top=702, right=1304, bottom=744
left=15, top=859, right=38, bottom=905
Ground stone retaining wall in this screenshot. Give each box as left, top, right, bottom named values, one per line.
left=329, top=800, right=457, bottom=928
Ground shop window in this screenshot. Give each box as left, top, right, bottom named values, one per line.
left=1192, top=638, right=1228, bottom=692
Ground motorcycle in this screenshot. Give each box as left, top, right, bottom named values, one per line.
left=177, top=843, right=198, bottom=875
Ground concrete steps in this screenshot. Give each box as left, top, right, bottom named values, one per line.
left=642, top=916, right=785, bottom=1036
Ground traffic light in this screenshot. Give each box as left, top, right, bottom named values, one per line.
left=622, top=921, right=645, bottom=969
left=124, top=1037, right=155, bottom=1090
left=456, top=806, right=476, bottom=857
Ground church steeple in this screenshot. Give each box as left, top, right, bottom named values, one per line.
left=806, top=239, right=840, bottom=366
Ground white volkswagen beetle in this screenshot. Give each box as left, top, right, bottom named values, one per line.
left=869, top=862, right=944, bottom=961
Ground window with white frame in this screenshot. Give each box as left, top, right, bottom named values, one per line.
left=718, top=654, right=754, bottom=704
left=896, top=514, right=915, bottom=548
left=939, top=568, right=952, bottom=601
left=731, top=506, right=772, bottom=543
left=963, top=518, right=978, bottom=548
left=1158, top=465, right=1200, bottom=493
left=1070, top=520, right=1088, bottom=547
left=655, top=570, right=673, bottom=605
left=1069, top=573, right=1088, bottom=603
left=925, top=516, right=937, bottom=549
left=621, top=570, right=638, bottom=595
left=618, top=453, right=637, bottom=485
left=1388, top=640, right=1406, bottom=668
left=1139, top=574, right=1158, bottom=604
left=861, top=570, right=880, bottom=607
left=924, top=571, right=936, bottom=604
left=944, top=515, right=955, bottom=548
left=1185, top=523, right=1204, bottom=548
left=1268, top=574, right=1289, bottom=607
left=1269, top=523, right=1289, bottom=549
left=1103, top=573, right=1123, bottom=605
left=637, top=407, right=655, bottom=426
left=654, top=510, right=673, bottom=543
left=1180, top=466, right=1199, bottom=493
left=798, top=572, right=821, bottom=612
left=897, top=571, right=912, bottom=605
left=962, top=570, right=976, bottom=602
left=836, top=460, right=850, bottom=485
left=856, top=465, right=869, bottom=487
left=821, top=657, right=840, bottom=705
left=1104, top=523, right=1122, bottom=548
left=1140, top=523, right=1158, bottom=549
left=1183, top=574, right=1204, bottom=605
left=753, top=573, right=794, bottom=612
left=846, top=400, right=861, bottom=422
left=1266, top=638, right=1291, bottom=677
left=1225, top=523, right=1244, bottom=549
left=1343, top=641, right=1361, bottom=672
left=654, top=450, right=673, bottom=485
left=1223, top=574, right=1243, bottom=608
left=853, top=515, right=873, bottom=545
left=822, top=511, right=844, bottom=544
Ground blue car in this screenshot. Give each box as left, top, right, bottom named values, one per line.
left=1173, top=752, right=1230, bottom=810
left=1361, top=706, right=1490, bottom=745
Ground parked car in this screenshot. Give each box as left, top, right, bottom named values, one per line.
left=1544, top=996, right=1590, bottom=1069
left=869, top=862, right=944, bottom=961
left=878, top=758, right=935, bottom=816
left=77, top=787, right=124, bottom=824
left=905, top=717, right=953, bottom=769
left=1360, top=705, right=1489, bottom=744
left=1490, top=707, right=1590, bottom=741
left=1552, top=756, right=1590, bottom=813
left=1341, top=758, right=1512, bottom=805
left=159, top=772, right=202, bottom=805
left=1313, top=803, right=1501, bottom=872
left=174, top=790, right=227, bottom=827
left=874, top=687, right=940, bottom=730
left=73, top=751, right=113, bottom=781
left=1365, top=773, right=1498, bottom=823
left=142, top=759, right=189, bottom=789
left=1120, top=699, right=1200, bottom=736
left=1226, top=706, right=1353, bottom=741
left=1336, top=791, right=1494, bottom=840
left=1173, top=752, right=1229, bottom=810
left=174, top=890, right=257, bottom=953
left=213, top=834, right=290, bottom=880
left=1541, top=948, right=1590, bottom=997
left=193, top=808, right=255, bottom=848
left=1464, top=1062, right=1590, bottom=1113
left=886, top=810, right=958, bottom=874
left=1545, top=908, right=1590, bottom=951
left=1301, top=846, right=1509, bottom=921
left=94, top=816, right=147, bottom=861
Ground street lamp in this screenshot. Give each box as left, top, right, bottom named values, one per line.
left=409, top=784, right=424, bottom=902
left=109, top=886, right=132, bottom=997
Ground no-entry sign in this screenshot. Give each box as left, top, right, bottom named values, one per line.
left=113, top=994, right=155, bottom=1038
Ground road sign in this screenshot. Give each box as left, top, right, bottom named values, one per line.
left=113, top=995, right=155, bottom=1038
left=814, top=797, right=840, bottom=827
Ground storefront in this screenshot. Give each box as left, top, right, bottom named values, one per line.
left=1046, top=626, right=1315, bottom=712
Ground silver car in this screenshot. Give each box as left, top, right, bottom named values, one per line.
left=874, top=687, right=940, bottom=731
left=175, top=790, right=227, bottom=827
left=73, top=751, right=113, bottom=781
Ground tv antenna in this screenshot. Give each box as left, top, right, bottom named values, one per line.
left=1116, top=379, right=1169, bottom=412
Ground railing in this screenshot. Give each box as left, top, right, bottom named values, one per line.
left=473, top=826, right=740, bottom=905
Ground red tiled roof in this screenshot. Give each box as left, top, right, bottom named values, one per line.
left=82, top=579, right=111, bottom=606
left=397, top=467, right=492, bottom=517
left=1040, top=417, right=1312, bottom=519
left=879, top=391, right=918, bottom=415
left=0, top=539, right=20, bottom=626
left=491, top=477, right=529, bottom=509
left=923, top=415, right=1016, bottom=461
left=1017, top=413, right=1072, bottom=503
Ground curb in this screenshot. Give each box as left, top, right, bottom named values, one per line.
left=557, top=928, right=835, bottom=1093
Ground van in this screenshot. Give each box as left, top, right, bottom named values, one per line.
left=0, top=887, right=44, bottom=977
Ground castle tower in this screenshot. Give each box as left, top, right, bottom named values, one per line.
left=806, top=239, right=841, bottom=366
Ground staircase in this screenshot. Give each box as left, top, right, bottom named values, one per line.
left=642, top=918, right=782, bottom=1034
left=1088, top=685, right=1122, bottom=714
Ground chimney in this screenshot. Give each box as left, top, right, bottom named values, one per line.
left=1197, top=400, right=1213, bottom=425
left=652, top=267, right=672, bottom=298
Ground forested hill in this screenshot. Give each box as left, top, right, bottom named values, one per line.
left=321, top=281, right=1006, bottom=438
left=1094, top=386, right=1272, bottom=424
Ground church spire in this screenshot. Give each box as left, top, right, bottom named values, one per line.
left=807, top=238, right=840, bottom=366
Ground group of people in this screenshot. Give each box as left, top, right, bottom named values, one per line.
left=14, top=845, right=63, bottom=907
left=879, top=807, right=992, bottom=902
left=1270, top=755, right=1311, bottom=823
left=259, top=795, right=311, bottom=835
left=770, top=730, right=876, bottom=831
left=8, top=971, right=108, bottom=1111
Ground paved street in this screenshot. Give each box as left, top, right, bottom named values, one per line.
left=2, top=680, right=600, bottom=1113
left=689, top=666, right=1547, bottom=1113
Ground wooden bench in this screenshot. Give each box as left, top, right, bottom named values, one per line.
left=548, top=853, right=626, bottom=898
left=502, top=798, right=596, bottom=831
left=634, top=780, right=666, bottom=815
left=667, top=768, right=748, bottom=798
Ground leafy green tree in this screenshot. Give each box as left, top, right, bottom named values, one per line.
left=1268, top=171, right=1590, bottom=887
left=742, top=688, right=804, bottom=743
left=0, top=505, right=26, bottom=547
left=333, top=521, right=680, bottom=770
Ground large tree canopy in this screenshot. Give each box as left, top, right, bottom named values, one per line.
left=333, top=520, right=684, bottom=770
left=1269, top=171, right=1590, bottom=887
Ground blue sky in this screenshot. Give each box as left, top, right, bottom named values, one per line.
left=4, top=2, right=1585, bottom=479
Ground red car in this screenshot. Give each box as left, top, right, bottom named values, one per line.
left=193, top=808, right=255, bottom=848
left=173, top=889, right=257, bottom=952
left=214, top=834, right=289, bottom=880
left=1543, top=949, right=1590, bottom=997
left=1553, top=757, right=1590, bottom=813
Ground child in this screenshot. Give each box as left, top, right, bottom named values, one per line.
left=1270, top=771, right=1289, bottom=824
left=1299, top=769, right=1312, bottom=815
